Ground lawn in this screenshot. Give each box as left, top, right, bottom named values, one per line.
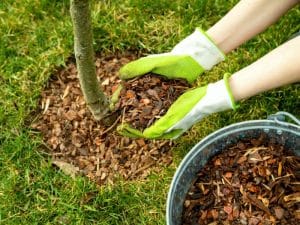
left=0, top=0, right=299, bottom=224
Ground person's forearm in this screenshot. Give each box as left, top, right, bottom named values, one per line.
left=207, top=0, right=299, bottom=54
left=229, top=36, right=300, bottom=101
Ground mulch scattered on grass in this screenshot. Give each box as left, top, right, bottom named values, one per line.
left=182, top=134, right=300, bottom=225
left=31, top=52, right=189, bottom=185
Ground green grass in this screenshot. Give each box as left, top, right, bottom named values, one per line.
left=0, top=0, right=299, bottom=224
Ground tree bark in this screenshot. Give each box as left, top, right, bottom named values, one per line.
left=70, top=0, right=109, bottom=120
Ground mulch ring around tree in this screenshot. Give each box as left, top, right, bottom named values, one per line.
left=31, top=52, right=190, bottom=185
left=182, top=134, right=300, bottom=225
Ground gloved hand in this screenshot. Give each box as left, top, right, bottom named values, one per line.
left=119, top=28, right=225, bottom=84
left=117, top=74, right=237, bottom=139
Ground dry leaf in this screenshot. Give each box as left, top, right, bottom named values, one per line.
left=64, top=110, right=77, bottom=121
left=237, top=156, right=247, bottom=164
left=101, top=78, right=110, bottom=86
left=224, top=205, right=233, bottom=215
left=274, top=206, right=284, bottom=219
left=207, top=222, right=218, bottom=225
left=111, top=84, right=119, bottom=93
left=52, top=160, right=79, bottom=179
left=284, top=192, right=300, bottom=202
left=214, top=158, right=222, bottom=166
left=125, top=90, right=135, bottom=99
left=224, top=172, right=232, bottom=179
left=211, top=209, right=218, bottom=220
left=140, top=98, right=151, bottom=105
left=278, top=161, right=282, bottom=176
left=62, top=85, right=71, bottom=99
left=248, top=217, right=260, bottom=225
left=42, top=98, right=50, bottom=114
left=294, top=210, right=300, bottom=219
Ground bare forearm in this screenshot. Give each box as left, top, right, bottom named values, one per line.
left=207, top=0, right=299, bottom=53
left=229, top=36, right=300, bottom=101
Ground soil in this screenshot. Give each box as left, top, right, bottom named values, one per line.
left=31, top=52, right=189, bottom=185
left=182, top=134, right=300, bottom=225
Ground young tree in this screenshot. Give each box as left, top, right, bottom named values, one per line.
left=70, top=0, right=109, bottom=120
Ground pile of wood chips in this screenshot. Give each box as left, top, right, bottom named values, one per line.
left=117, top=74, right=189, bottom=130
left=31, top=53, right=189, bottom=185
left=182, top=134, right=300, bottom=225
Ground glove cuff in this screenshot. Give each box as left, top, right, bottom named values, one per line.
left=223, top=73, right=238, bottom=110
left=164, top=77, right=235, bottom=136
left=198, top=78, right=234, bottom=114
left=171, top=28, right=225, bottom=70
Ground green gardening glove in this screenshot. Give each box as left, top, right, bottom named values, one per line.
left=117, top=74, right=238, bottom=139
left=119, top=28, right=225, bottom=84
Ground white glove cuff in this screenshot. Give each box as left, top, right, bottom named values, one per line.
left=201, top=79, right=234, bottom=113
left=171, top=28, right=225, bottom=70
left=166, top=79, right=234, bottom=134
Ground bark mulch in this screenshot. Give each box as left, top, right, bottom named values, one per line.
left=31, top=52, right=189, bottom=185
left=182, top=134, right=300, bottom=225
left=117, top=74, right=188, bottom=130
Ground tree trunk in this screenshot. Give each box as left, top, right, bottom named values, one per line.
left=70, top=0, right=109, bottom=120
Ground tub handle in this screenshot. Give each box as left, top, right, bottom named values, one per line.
left=268, top=111, right=300, bottom=126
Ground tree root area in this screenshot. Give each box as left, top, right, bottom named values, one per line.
left=31, top=52, right=189, bottom=185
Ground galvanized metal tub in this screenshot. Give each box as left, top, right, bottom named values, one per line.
left=166, top=112, right=300, bottom=225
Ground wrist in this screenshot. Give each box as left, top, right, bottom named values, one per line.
left=206, top=27, right=232, bottom=54
left=199, top=28, right=226, bottom=59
